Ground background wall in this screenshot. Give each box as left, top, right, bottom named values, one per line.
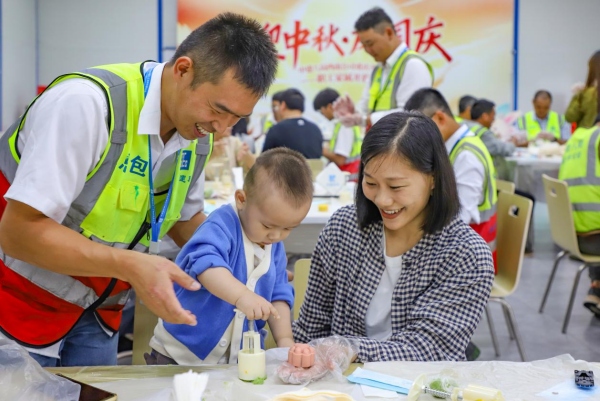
left=1, top=0, right=36, bottom=129
left=517, top=0, right=600, bottom=114
left=2, top=0, right=600, bottom=130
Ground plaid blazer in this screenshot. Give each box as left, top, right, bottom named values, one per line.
left=292, top=205, right=494, bottom=362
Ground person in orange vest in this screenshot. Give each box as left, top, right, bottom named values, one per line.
left=0, top=13, right=278, bottom=367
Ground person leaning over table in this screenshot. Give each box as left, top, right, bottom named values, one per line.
left=292, top=112, right=494, bottom=362
left=0, top=12, right=278, bottom=367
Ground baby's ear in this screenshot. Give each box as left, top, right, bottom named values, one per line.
left=234, top=189, right=247, bottom=209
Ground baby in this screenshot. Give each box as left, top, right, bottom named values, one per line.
left=147, top=147, right=313, bottom=365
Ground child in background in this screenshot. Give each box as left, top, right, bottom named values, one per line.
left=147, top=148, right=314, bottom=365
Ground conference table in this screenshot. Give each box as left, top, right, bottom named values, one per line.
left=47, top=353, right=599, bottom=400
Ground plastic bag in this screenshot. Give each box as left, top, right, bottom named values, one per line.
left=0, top=335, right=80, bottom=401
left=276, top=336, right=358, bottom=386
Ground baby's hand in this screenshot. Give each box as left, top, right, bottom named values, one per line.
left=235, top=290, right=279, bottom=320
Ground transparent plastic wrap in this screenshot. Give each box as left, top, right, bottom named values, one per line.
left=276, top=336, right=358, bottom=386
left=0, top=336, right=80, bottom=401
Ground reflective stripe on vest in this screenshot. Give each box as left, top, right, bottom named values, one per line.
left=449, top=137, right=498, bottom=222
left=0, top=63, right=213, bottom=343
left=469, top=124, right=487, bottom=138
left=329, top=123, right=362, bottom=163
left=368, top=50, right=434, bottom=112
left=518, top=111, right=564, bottom=141
left=558, top=127, right=600, bottom=233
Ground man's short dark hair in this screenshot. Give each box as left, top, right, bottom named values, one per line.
left=171, top=12, right=277, bottom=97
left=404, top=88, right=454, bottom=118
left=533, top=90, right=552, bottom=102
left=313, top=88, right=340, bottom=111
left=458, top=95, right=477, bottom=114
left=244, top=148, right=313, bottom=207
left=280, top=88, right=305, bottom=112
left=272, top=90, right=285, bottom=103
left=470, top=99, right=496, bottom=121
left=354, top=7, right=395, bottom=33
left=356, top=112, right=459, bottom=234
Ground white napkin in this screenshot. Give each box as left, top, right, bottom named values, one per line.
left=173, top=370, right=209, bottom=401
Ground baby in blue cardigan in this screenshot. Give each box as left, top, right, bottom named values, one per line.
left=147, top=148, right=314, bottom=365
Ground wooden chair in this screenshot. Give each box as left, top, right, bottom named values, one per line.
left=496, top=179, right=515, bottom=194
left=292, top=258, right=311, bottom=320
left=264, top=258, right=311, bottom=349
left=307, top=159, right=324, bottom=181
left=539, top=175, right=600, bottom=333
left=131, top=297, right=158, bottom=365
left=485, top=191, right=532, bottom=361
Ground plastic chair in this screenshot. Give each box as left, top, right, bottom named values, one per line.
left=307, top=159, right=324, bottom=181
left=486, top=191, right=532, bottom=361
left=539, top=175, right=600, bottom=333
left=496, top=179, right=515, bottom=194
left=293, top=259, right=311, bottom=321
left=131, top=297, right=158, bottom=365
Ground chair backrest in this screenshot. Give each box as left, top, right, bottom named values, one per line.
left=542, top=174, right=581, bottom=256
left=131, top=297, right=158, bottom=365
left=496, top=179, right=515, bottom=194
left=307, top=159, right=324, bottom=181
left=293, top=259, right=311, bottom=320
left=494, top=192, right=533, bottom=296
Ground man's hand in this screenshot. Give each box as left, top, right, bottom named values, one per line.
left=236, top=142, right=250, bottom=163
left=332, top=95, right=356, bottom=118
left=536, top=132, right=557, bottom=142
left=123, top=252, right=200, bottom=325
left=235, top=289, right=279, bottom=320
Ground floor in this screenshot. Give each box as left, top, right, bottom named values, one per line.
left=471, top=202, right=600, bottom=362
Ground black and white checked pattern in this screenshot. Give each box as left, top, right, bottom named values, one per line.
left=292, top=205, right=494, bottom=362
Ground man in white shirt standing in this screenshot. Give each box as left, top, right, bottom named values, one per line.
left=334, top=7, right=433, bottom=129
left=0, top=13, right=278, bottom=367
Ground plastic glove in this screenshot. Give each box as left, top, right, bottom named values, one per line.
left=276, top=335, right=358, bottom=385
left=338, top=113, right=363, bottom=127
left=332, top=95, right=356, bottom=118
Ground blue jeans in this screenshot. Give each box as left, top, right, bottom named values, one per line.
left=29, top=310, right=118, bottom=367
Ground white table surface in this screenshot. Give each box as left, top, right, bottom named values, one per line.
left=48, top=354, right=600, bottom=401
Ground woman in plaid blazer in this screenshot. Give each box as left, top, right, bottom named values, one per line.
left=293, top=112, right=494, bottom=362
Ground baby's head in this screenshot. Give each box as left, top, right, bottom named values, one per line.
left=235, top=148, right=313, bottom=246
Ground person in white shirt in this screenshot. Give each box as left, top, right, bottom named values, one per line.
left=405, top=88, right=499, bottom=361
left=0, top=13, right=278, bottom=367
left=333, top=7, right=433, bottom=128
left=314, top=88, right=362, bottom=179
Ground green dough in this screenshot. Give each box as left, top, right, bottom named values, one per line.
left=429, top=378, right=458, bottom=398
left=251, top=376, right=267, bottom=385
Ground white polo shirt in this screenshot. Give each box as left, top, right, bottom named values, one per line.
left=445, top=125, right=485, bottom=225
left=4, top=62, right=204, bottom=358
left=357, top=43, right=433, bottom=125
left=331, top=122, right=357, bottom=158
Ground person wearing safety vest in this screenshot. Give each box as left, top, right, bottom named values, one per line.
left=456, top=95, right=477, bottom=123
left=406, top=89, right=498, bottom=270
left=558, top=116, right=600, bottom=316
left=517, top=90, right=570, bottom=145
left=405, top=88, right=497, bottom=362
left=469, top=99, right=518, bottom=158
left=0, top=13, right=278, bottom=367
left=259, top=90, right=285, bottom=139
left=332, top=7, right=433, bottom=130
left=314, top=88, right=363, bottom=181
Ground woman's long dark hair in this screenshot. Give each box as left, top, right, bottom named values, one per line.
left=355, top=112, right=460, bottom=234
